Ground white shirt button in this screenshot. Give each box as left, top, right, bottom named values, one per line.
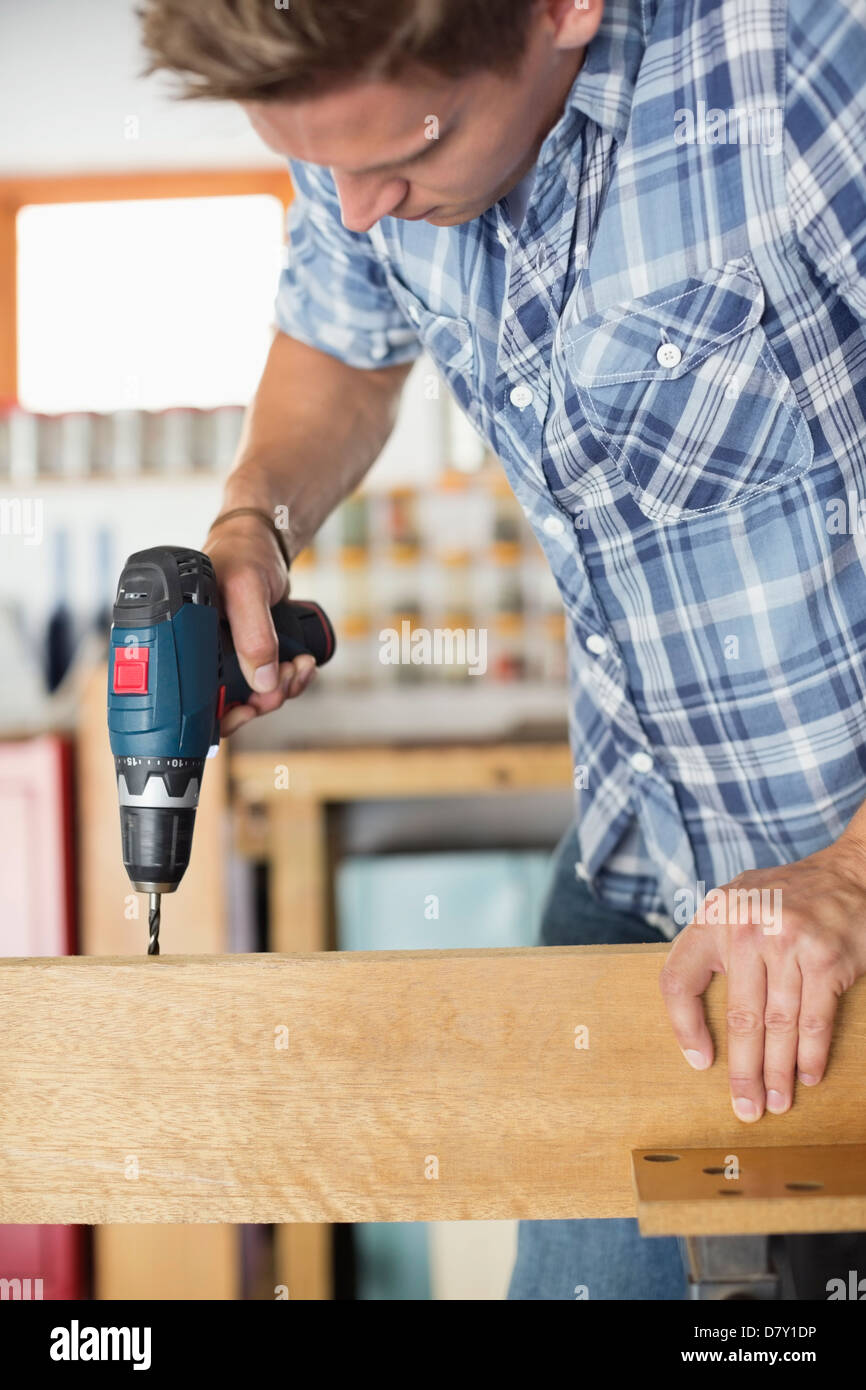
left=509, top=383, right=533, bottom=409
left=542, top=514, right=565, bottom=537
left=370, top=342, right=387, bottom=361
left=407, top=303, right=421, bottom=325
left=630, top=751, right=654, bottom=775
left=575, top=861, right=591, bottom=882
left=497, top=227, right=509, bottom=248
left=586, top=633, right=608, bottom=656
left=656, top=342, right=682, bottom=369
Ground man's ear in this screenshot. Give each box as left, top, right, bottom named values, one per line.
left=545, top=0, right=604, bottom=51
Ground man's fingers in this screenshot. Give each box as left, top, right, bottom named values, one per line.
left=761, top=955, right=801, bottom=1115
left=659, top=925, right=718, bottom=1070
left=796, top=973, right=840, bottom=1087
left=285, top=653, right=316, bottom=698
left=222, top=567, right=280, bottom=694
left=726, top=924, right=767, bottom=1122
left=220, top=704, right=257, bottom=737
left=244, top=656, right=317, bottom=713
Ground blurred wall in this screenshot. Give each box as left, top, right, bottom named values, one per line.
left=0, top=0, right=284, bottom=176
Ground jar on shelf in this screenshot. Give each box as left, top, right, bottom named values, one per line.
left=210, top=405, right=246, bottom=474
left=376, top=540, right=424, bottom=626
left=338, top=544, right=371, bottom=620
left=384, top=487, right=421, bottom=550
left=440, top=549, right=473, bottom=612
left=490, top=610, right=527, bottom=682
left=437, top=608, right=475, bottom=682
left=111, top=408, right=144, bottom=476
left=339, top=613, right=373, bottom=688
left=340, top=494, right=370, bottom=550
left=379, top=604, right=425, bottom=683
left=160, top=407, right=198, bottom=474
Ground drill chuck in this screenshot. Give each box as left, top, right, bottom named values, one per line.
left=119, top=804, right=197, bottom=894
left=115, top=751, right=205, bottom=892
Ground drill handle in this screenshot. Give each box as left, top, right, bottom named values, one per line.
left=220, top=599, right=335, bottom=705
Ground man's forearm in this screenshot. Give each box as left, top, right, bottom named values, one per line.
left=220, top=329, right=413, bottom=559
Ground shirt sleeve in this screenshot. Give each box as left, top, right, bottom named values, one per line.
left=785, top=0, right=866, bottom=324
left=274, top=158, right=424, bottom=369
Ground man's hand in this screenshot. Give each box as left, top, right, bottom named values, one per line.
left=659, top=834, right=866, bottom=1121
left=204, top=513, right=316, bottom=737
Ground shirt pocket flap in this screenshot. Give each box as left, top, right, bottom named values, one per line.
left=568, top=257, right=765, bottom=387
left=383, top=268, right=477, bottom=413
left=562, top=255, right=812, bottom=521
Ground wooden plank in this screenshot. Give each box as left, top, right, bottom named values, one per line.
left=1, top=947, right=865, bottom=1230
left=232, top=742, right=573, bottom=804
left=0, top=196, right=16, bottom=400
left=76, top=663, right=238, bottom=1297
left=1, top=169, right=293, bottom=209
left=632, top=1144, right=866, bottom=1236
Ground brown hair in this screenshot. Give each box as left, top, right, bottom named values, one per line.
left=140, top=0, right=538, bottom=102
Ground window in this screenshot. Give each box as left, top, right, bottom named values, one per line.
left=17, top=194, right=285, bottom=413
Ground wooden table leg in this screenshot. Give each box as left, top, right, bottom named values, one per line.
left=268, top=793, right=333, bottom=1299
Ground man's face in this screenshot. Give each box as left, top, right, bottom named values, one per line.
left=243, top=3, right=600, bottom=232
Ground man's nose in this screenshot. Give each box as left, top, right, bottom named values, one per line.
left=332, top=172, right=408, bottom=233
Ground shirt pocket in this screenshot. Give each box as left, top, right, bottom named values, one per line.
left=563, top=255, right=813, bottom=522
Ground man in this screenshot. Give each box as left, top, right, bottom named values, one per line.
left=142, top=0, right=866, bottom=1299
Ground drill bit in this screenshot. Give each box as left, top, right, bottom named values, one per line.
left=148, top=892, right=161, bottom=956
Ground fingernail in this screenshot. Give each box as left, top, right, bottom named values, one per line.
left=732, top=1097, right=760, bottom=1121
left=799, top=1073, right=820, bottom=1086
left=683, top=1049, right=710, bottom=1070
left=766, top=1089, right=788, bottom=1114
left=253, top=663, right=277, bottom=693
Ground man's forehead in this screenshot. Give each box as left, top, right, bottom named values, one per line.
left=245, top=75, right=459, bottom=172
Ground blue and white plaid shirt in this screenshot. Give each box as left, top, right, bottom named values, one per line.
left=276, top=0, right=866, bottom=935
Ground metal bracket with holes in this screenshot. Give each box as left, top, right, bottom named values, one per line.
left=631, top=1144, right=866, bottom=1236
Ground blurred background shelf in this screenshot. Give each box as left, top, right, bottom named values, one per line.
left=232, top=683, right=568, bottom=749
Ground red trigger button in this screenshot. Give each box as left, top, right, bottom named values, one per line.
left=113, top=647, right=149, bottom=694
left=217, top=684, right=226, bottom=719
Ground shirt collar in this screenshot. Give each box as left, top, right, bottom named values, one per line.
left=562, top=0, right=650, bottom=145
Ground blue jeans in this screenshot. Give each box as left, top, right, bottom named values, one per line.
left=508, top=824, right=689, bottom=1300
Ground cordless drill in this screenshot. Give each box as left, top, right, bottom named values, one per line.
left=107, top=546, right=334, bottom=953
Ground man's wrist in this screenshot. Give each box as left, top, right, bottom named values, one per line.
left=831, top=801, right=866, bottom=883
left=217, top=458, right=301, bottom=562
left=221, top=456, right=282, bottom=516
left=209, top=507, right=292, bottom=568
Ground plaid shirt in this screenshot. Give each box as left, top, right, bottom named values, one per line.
left=276, top=0, right=866, bottom=934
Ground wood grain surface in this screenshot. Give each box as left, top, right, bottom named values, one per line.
left=2, top=946, right=864, bottom=1229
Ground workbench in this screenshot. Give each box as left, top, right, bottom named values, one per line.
left=11, top=666, right=858, bottom=1304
